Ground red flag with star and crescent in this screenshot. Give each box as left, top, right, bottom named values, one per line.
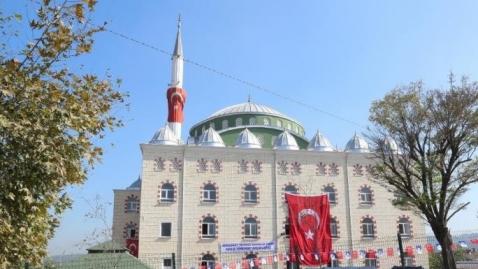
left=286, top=193, right=331, bottom=266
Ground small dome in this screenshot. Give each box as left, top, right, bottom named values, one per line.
left=127, top=176, right=141, bottom=190
left=150, top=125, right=178, bottom=145
left=384, top=137, right=401, bottom=154
left=345, top=133, right=370, bottom=153
left=273, top=131, right=299, bottom=150
left=198, top=127, right=225, bottom=147
left=235, top=128, right=262, bottom=149
left=308, top=130, right=334, bottom=152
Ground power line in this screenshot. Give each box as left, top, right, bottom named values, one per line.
left=102, top=26, right=366, bottom=129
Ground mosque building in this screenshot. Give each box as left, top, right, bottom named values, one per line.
left=112, top=21, right=429, bottom=269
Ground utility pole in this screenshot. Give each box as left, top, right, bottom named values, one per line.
left=397, top=233, right=405, bottom=268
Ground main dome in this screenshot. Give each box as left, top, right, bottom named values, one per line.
left=189, top=102, right=308, bottom=149
left=209, top=102, right=293, bottom=120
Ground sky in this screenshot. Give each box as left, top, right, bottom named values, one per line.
left=3, top=0, right=478, bottom=255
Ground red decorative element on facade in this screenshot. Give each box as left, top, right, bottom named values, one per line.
left=197, top=158, right=208, bottom=173
left=251, top=160, right=263, bottom=174
left=167, top=87, right=187, bottom=123
left=353, top=164, right=364, bottom=176
left=154, top=157, right=165, bottom=172
left=210, top=159, right=223, bottom=173
left=277, top=161, right=288, bottom=175
left=290, top=161, right=302, bottom=175
left=170, top=157, right=183, bottom=172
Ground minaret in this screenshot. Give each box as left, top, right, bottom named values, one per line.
left=167, top=16, right=187, bottom=140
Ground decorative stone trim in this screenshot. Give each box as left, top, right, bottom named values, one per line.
left=365, top=164, right=375, bottom=177
left=124, top=194, right=140, bottom=213
left=242, top=214, right=260, bottom=240
left=153, top=157, right=165, bottom=172
left=397, top=215, right=414, bottom=238
left=360, top=215, right=377, bottom=239
left=169, top=157, right=183, bottom=172
left=329, top=162, right=340, bottom=176
left=353, top=164, right=364, bottom=176
left=210, top=159, right=223, bottom=173
left=251, top=160, right=263, bottom=174
left=199, top=214, right=219, bottom=239
left=198, top=251, right=217, bottom=264
left=238, top=160, right=249, bottom=174
left=290, top=161, right=302, bottom=175
left=330, top=216, right=340, bottom=238
left=123, top=221, right=139, bottom=239
left=358, top=184, right=374, bottom=206
left=282, top=216, right=290, bottom=236
left=277, top=161, right=288, bottom=175
left=242, top=181, right=259, bottom=204
left=283, top=182, right=299, bottom=201
left=197, top=158, right=208, bottom=173
left=322, top=183, right=338, bottom=205
left=316, top=162, right=327, bottom=176
left=157, top=180, right=177, bottom=203
left=200, top=181, right=219, bottom=203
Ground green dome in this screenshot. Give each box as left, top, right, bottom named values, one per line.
left=189, top=102, right=308, bottom=149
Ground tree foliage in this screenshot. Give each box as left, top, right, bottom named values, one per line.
left=0, top=0, right=125, bottom=266
left=368, top=75, right=478, bottom=269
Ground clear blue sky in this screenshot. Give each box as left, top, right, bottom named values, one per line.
left=4, top=0, right=478, bottom=255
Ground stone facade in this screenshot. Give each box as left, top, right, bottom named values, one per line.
left=112, top=144, right=429, bottom=268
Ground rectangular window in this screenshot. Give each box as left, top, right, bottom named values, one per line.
left=161, top=222, right=172, bottom=237
left=362, top=224, right=374, bottom=237
left=330, top=223, right=338, bottom=238
left=203, top=190, right=216, bottom=202
left=202, top=223, right=215, bottom=238
left=404, top=256, right=414, bottom=266
left=399, top=223, right=411, bottom=236
left=126, top=201, right=139, bottom=212
left=161, top=190, right=174, bottom=201
left=245, top=223, right=257, bottom=238
left=244, top=191, right=257, bottom=203
left=163, top=258, right=172, bottom=269
left=327, top=192, right=336, bottom=203
left=128, top=228, right=136, bottom=238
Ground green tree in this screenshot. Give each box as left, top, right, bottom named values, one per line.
left=0, top=0, right=126, bottom=266
left=368, top=75, right=478, bottom=269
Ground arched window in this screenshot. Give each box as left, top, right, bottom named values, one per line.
left=364, top=251, right=377, bottom=268
left=249, top=117, right=256, bottom=125
left=124, top=222, right=138, bottom=239
left=201, top=217, right=216, bottom=238
left=201, top=254, right=215, bottom=269
left=263, top=118, right=270, bottom=126
left=203, top=184, right=217, bottom=202
left=222, top=120, right=228, bottom=129
left=285, top=185, right=298, bottom=194
left=244, top=184, right=258, bottom=203
left=161, top=183, right=174, bottom=202
left=236, top=118, right=243, bottom=126
left=210, top=122, right=215, bottom=130
left=244, top=218, right=258, bottom=238
left=330, top=217, right=338, bottom=238
left=324, top=186, right=337, bottom=204
left=276, top=120, right=282, bottom=128
left=359, top=186, right=373, bottom=204
left=287, top=123, right=291, bottom=130
left=398, top=217, right=412, bottom=237
left=362, top=217, right=375, bottom=238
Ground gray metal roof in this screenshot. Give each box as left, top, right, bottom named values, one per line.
left=345, top=133, right=370, bottom=153
left=235, top=128, right=262, bottom=149
left=150, top=126, right=178, bottom=145
left=273, top=130, right=299, bottom=150
left=198, top=127, right=225, bottom=147
left=307, top=130, right=335, bottom=152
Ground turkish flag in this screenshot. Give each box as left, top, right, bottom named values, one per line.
left=126, top=239, right=139, bottom=257
left=286, top=193, right=332, bottom=266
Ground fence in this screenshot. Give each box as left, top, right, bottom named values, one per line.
left=41, top=231, right=478, bottom=269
